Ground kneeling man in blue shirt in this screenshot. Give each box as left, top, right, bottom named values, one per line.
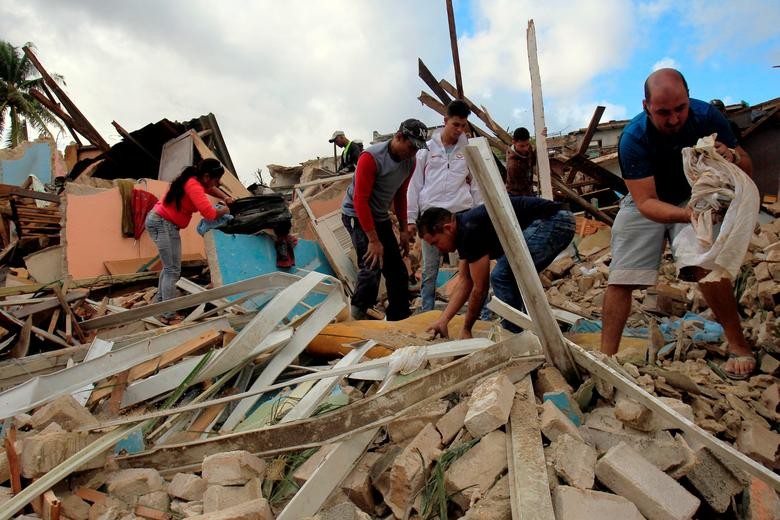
left=416, top=196, right=575, bottom=339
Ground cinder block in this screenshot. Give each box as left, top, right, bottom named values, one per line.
left=445, top=430, right=507, bottom=509
left=464, top=374, right=515, bottom=438
left=540, top=400, right=583, bottom=443
left=137, top=490, right=170, bottom=512
left=737, top=422, right=780, bottom=467
left=167, top=473, right=207, bottom=501
left=461, top=473, right=511, bottom=519
left=30, top=394, right=99, bottom=431
left=21, top=431, right=105, bottom=478
left=534, top=366, right=574, bottom=396
left=107, top=468, right=165, bottom=503
left=615, top=394, right=694, bottom=432
left=596, top=442, right=700, bottom=520
left=685, top=447, right=745, bottom=513
left=341, top=451, right=381, bottom=514
left=61, top=494, right=91, bottom=520
left=202, top=450, right=266, bottom=486
left=386, top=423, right=441, bottom=518
left=186, top=498, right=273, bottom=520
left=549, top=433, right=597, bottom=489
left=552, top=485, right=644, bottom=520
left=584, top=426, right=694, bottom=475
left=435, top=400, right=469, bottom=445
left=203, top=478, right=262, bottom=514
left=387, top=399, right=448, bottom=443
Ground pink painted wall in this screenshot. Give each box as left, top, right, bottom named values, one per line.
left=65, top=179, right=207, bottom=279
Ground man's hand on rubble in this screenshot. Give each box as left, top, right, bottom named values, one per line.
left=427, top=319, right=449, bottom=339
left=399, top=230, right=411, bottom=256
left=364, top=240, right=384, bottom=269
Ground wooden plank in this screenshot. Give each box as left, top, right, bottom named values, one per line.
left=0, top=272, right=159, bottom=299
left=12, top=289, right=88, bottom=319
left=106, top=370, right=129, bottom=415
left=47, top=308, right=61, bottom=334
left=0, top=309, right=72, bottom=349
left=418, top=58, right=453, bottom=106
left=0, top=185, right=60, bottom=203
left=445, top=0, right=464, bottom=98
left=4, top=425, right=21, bottom=494
left=54, top=286, right=86, bottom=344
left=506, top=377, right=555, bottom=520
left=116, top=339, right=541, bottom=471
left=418, top=90, right=507, bottom=152
left=9, top=316, right=32, bottom=358
left=464, top=138, right=579, bottom=384
left=576, top=106, right=606, bottom=156
left=526, top=20, right=553, bottom=200
left=87, top=330, right=222, bottom=404
left=551, top=175, right=614, bottom=225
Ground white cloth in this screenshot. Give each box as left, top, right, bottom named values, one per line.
left=673, top=134, right=759, bottom=282
left=406, top=129, right=483, bottom=223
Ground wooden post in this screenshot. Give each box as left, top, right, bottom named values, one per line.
left=445, top=0, right=464, bottom=98
left=526, top=20, right=553, bottom=200
left=4, top=425, right=22, bottom=494
left=464, top=137, right=579, bottom=384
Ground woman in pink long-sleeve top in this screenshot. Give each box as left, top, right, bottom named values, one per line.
left=146, top=158, right=232, bottom=324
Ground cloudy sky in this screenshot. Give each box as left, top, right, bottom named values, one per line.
left=2, top=0, right=778, bottom=185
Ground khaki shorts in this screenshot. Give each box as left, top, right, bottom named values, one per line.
left=608, top=195, right=693, bottom=286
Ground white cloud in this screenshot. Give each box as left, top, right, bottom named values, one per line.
left=651, top=57, right=679, bottom=71
left=637, top=0, right=675, bottom=20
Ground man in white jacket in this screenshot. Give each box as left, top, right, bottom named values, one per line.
left=407, top=100, right=483, bottom=311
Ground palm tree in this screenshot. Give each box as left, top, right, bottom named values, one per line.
left=0, top=41, right=64, bottom=148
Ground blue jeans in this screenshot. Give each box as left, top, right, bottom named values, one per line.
left=420, top=240, right=442, bottom=311
left=490, top=210, right=576, bottom=332
left=342, top=215, right=411, bottom=321
left=145, top=211, right=182, bottom=319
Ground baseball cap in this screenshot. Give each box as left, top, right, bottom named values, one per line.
left=398, top=119, right=428, bottom=150
left=328, top=130, right=345, bottom=143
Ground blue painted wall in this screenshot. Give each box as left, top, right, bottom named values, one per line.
left=0, top=142, right=53, bottom=185
left=208, top=230, right=336, bottom=314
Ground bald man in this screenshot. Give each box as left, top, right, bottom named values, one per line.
left=602, top=68, right=755, bottom=379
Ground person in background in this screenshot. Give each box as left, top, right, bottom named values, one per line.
left=341, top=119, right=429, bottom=321
left=709, top=99, right=742, bottom=144
left=407, top=99, right=482, bottom=312
left=329, top=130, right=363, bottom=172
left=505, top=127, right=537, bottom=196
left=602, top=69, right=754, bottom=379
left=146, top=158, right=232, bottom=325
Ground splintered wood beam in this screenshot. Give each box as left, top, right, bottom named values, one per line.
left=54, top=287, right=86, bottom=343
left=551, top=175, right=614, bottom=225
left=439, top=80, right=514, bottom=145
left=526, top=20, right=553, bottom=200
left=445, top=0, right=464, bottom=98
left=464, top=137, right=580, bottom=384
left=507, top=377, right=555, bottom=519
left=418, top=58, right=453, bottom=106
left=418, top=91, right=448, bottom=116
left=23, top=47, right=109, bottom=151
left=577, top=105, right=606, bottom=156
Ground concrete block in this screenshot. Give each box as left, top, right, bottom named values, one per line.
left=293, top=444, right=336, bottom=485
left=584, top=406, right=624, bottom=433
left=534, top=366, right=574, bottom=396
left=20, top=431, right=105, bottom=478
left=464, top=374, right=515, bottom=438
left=760, top=354, right=780, bottom=376
left=30, top=394, right=99, bottom=431
left=552, top=485, right=644, bottom=520
left=315, top=501, right=372, bottom=520
left=543, top=391, right=584, bottom=426
left=540, top=400, right=583, bottom=443
left=203, top=478, right=262, bottom=514
left=88, top=496, right=130, bottom=520
left=684, top=447, right=745, bottom=513
left=171, top=499, right=204, bottom=518
left=202, top=450, right=266, bottom=486
left=187, top=498, right=273, bottom=520
left=744, top=476, right=780, bottom=520
left=615, top=394, right=694, bottom=432
left=107, top=468, right=165, bottom=503
left=386, top=423, right=441, bottom=518
left=584, top=425, right=694, bottom=475
left=445, top=430, right=507, bottom=509
left=137, top=490, right=170, bottom=512
left=737, top=422, right=780, bottom=467
left=61, top=494, right=91, bottom=520
left=596, top=442, right=700, bottom=520
left=387, top=399, right=448, bottom=443
left=168, top=472, right=207, bottom=501
left=549, top=433, right=597, bottom=489
left=341, top=451, right=381, bottom=514
left=435, top=400, right=469, bottom=445
left=461, top=473, right=511, bottom=519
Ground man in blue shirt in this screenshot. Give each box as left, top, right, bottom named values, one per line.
left=417, top=197, right=575, bottom=339
left=602, top=68, right=754, bottom=379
